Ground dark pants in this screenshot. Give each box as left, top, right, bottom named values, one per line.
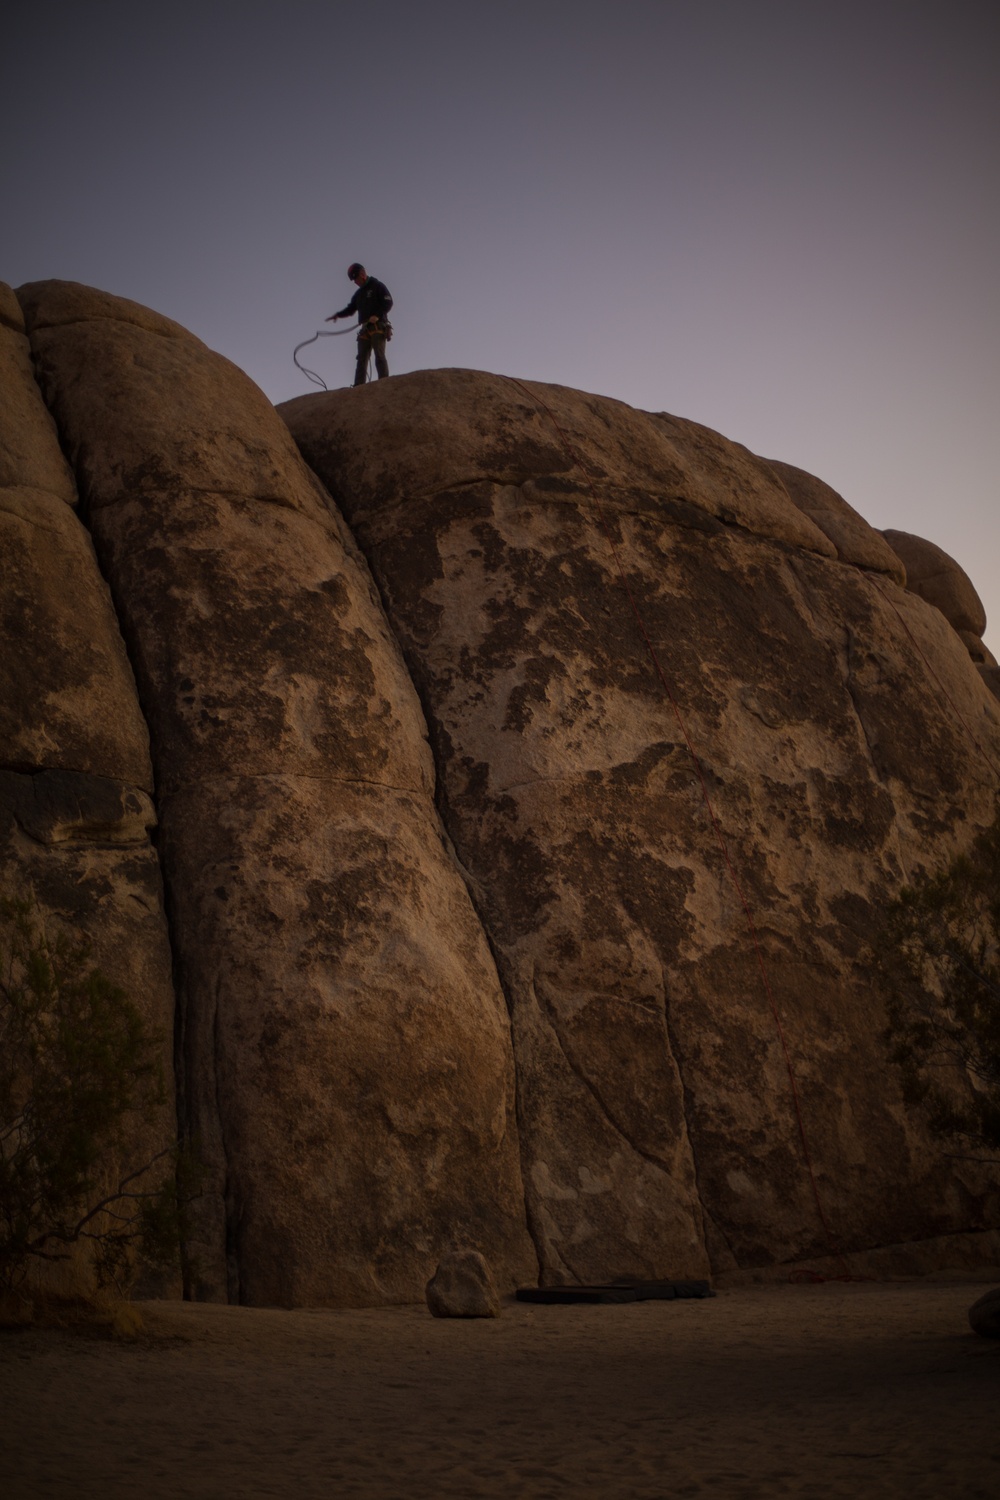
left=354, top=325, right=389, bottom=386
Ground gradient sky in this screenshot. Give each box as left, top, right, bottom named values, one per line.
left=5, top=1, right=998, bottom=651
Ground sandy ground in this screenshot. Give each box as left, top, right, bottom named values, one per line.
left=2, top=1277, right=999, bottom=1499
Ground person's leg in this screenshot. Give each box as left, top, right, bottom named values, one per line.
left=373, top=332, right=389, bottom=379
left=354, top=333, right=371, bottom=386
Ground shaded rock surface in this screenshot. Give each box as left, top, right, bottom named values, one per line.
left=0, top=282, right=176, bottom=1295
left=761, top=457, right=905, bottom=580
left=425, top=1249, right=501, bottom=1318
left=282, top=368, right=1000, bottom=1284
left=16, top=282, right=534, bottom=1307
left=958, top=632, right=996, bottom=668
left=882, top=528, right=988, bottom=638
left=0, top=289, right=149, bottom=780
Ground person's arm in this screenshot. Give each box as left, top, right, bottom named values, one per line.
left=326, top=291, right=360, bottom=323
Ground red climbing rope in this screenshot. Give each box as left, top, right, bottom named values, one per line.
left=502, top=376, right=849, bottom=1271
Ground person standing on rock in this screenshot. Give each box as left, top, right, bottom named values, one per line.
left=326, top=263, right=393, bottom=387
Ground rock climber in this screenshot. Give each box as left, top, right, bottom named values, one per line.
left=326, top=263, right=393, bottom=387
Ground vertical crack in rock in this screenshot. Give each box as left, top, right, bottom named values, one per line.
left=215, top=979, right=240, bottom=1306
left=842, top=623, right=887, bottom=785
left=531, top=961, right=678, bottom=1178
left=426, top=823, right=545, bottom=1285
left=301, top=489, right=544, bottom=1285
left=657, top=964, right=739, bottom=1273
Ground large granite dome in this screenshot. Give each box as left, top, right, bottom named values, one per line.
left=4, top=280, right=998, bottom=1304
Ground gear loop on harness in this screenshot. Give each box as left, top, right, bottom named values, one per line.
left=293, top=324, right=360, bottom=391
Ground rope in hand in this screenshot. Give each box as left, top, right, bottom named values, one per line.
left=293, top=324, right=360, bottom=391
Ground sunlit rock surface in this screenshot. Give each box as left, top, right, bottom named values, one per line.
left=282, top=369, right=1000, bottom=1281
left=5, top=282, right=999, bottom=1302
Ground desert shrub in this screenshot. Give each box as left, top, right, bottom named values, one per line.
left=875, top=811, right=1000, bottom=1157
left=0, top=895, right=185, bottom=1293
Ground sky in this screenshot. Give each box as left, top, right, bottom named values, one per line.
left=4, top=0, right=998, bottom=651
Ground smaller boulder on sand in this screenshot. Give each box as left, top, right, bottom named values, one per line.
left=968, top=1287, right=1000, bottom=1338
left=426, top=1250, right=501, bottom=1318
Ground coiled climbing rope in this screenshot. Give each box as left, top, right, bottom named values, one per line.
left=292, top=324, right=359, bottom=391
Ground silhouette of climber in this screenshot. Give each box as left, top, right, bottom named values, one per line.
left=326, top=263, right=393, bottom=386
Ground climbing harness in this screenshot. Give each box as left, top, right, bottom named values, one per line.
left=501, top=374, right=856, bottom=1276
left=355, top=319, right=393, bottom=385
left=292, top=324, right=359, bottom=391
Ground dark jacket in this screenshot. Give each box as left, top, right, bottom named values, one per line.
left=335, top=276, right=393, bottom=324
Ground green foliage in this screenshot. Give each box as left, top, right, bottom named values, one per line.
left=875, top=812, right=1000, bottom=1156
left=0, top=895, right=187, bottom=1293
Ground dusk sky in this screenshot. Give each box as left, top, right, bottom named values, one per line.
left=5, top=1, right=998, bottom=652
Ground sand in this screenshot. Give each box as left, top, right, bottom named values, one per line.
left=2, top=1277, right=999, bottom=1499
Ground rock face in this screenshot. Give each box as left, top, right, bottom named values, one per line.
left=281, top=369, right=1000, bottom=1282
left=879, top=529, right=998, bottom=700
left=5, top=284, right=1000, bottom=1303
left=762, top=458, right=905, bottom=580
left=16, top=284, right=534, bottom=1306
left=0, top=282, right=177, bottom=1293
left=882, top=528, right=988, bottom=638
